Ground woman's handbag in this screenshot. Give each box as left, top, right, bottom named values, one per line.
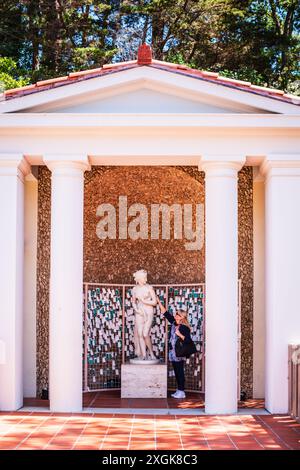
left=175, top=337, right=197, bottom=358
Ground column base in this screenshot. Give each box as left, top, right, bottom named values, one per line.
left=205, top=404, right=238, bottom=415
left=50, top=403, right=83, bottom=413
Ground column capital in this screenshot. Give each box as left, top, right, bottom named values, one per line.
left=199, top=155, right=246, bottom=176
left=253, top=166, right=265, bottom=182
left=260, top=154, right=300, bottom=178
left=43, top=154, right=91, bottom=173
left=0, top=154, right=31, bottom=180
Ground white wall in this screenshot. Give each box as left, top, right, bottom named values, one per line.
left=253, top=170, right=265, bottom=398
left=23, top=174, right=38, bottom=397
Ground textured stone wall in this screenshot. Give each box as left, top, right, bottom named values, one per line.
left=36, top=166, right=51, bottom=396
left=238, top=166, right=254, bottom=397
left=84, top=166, right=205, bottom=284
left=36, top=165, right=253, bottom=397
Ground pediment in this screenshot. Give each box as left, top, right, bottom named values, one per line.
left=1, top=66, right=298, bottom=114
left=17, top=85, right=274, bottom=114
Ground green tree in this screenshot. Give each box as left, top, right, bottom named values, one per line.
left=119, top=0, right=300, bottom=92
left=0, top=1, right=299, bottom=93
left=0, top=1, right=25, bottom=60
left=0, top=57, right=29, bottom=91
left=18, top=1, right=121, bottom=81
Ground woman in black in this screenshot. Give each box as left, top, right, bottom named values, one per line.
left=156, top=296, right=192, bottom=399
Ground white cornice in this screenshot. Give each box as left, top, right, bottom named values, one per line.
left=260, top=154, right=300, bottom=178
left=0, top=113, right=300, bottom=130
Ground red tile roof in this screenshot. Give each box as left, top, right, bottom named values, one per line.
left=2, top=44, right=300, bottom=106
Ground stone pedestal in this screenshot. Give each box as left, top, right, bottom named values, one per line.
left=121, top=363, right=167, bottom=398
left=129, top=358, right=159, bottom=365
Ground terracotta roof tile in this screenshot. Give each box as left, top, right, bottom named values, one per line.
left=4, top=83, right=37, bottom=96
left=103, top=60, right=137, bottom=69
left=199, top=70, right=219, bottom=78
left=153, top=61, right=217, bottom=78
left=216, top=76, right=252, bottom=87
left=151, top=62, right=299, bottom=105
left=36, top=76, right=69, bottom=87
left=282, top=93, right=300, bottom=102
left=68, top=67, right=103, bottom=78
left=249, top=84, right=284, bottom=95
left=2, top=44, right=299, bottom=106
left=152, top=59, right=180, bottom=68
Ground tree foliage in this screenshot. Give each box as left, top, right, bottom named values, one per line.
left=0, top=57, right=29, bottom=92
left=0, top=0, right=299, bottom=93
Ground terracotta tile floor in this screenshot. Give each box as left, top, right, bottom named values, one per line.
left=24, top=390, right=265, bottom=410
left=0, top=412, right=299, bottom=450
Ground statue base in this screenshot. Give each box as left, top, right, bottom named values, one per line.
left=129, top=358, right=160, bottom=365
left=121, top=363, right=167, bottom=398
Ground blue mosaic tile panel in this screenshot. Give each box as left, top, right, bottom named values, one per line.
left=84, top=286, right=123, bottom=390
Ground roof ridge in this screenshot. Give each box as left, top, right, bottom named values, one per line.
left=2, top=62, right=139, bottom=98
left=150, top=62, right=300, bottom=104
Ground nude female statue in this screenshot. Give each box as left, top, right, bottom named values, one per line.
left=132, top=269, right=157, bottom=361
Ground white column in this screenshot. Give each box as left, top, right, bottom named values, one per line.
left=44, top=156, right=90, bottom=412
left=261, top=155, right=300, bottom=413
left=201, top=157, right=245, bottom=414
left=0, top=154, right=30, bottom=410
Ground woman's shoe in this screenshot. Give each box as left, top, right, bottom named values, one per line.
left=171, top=390, right=179, bottom=398
left=171, top=390, right=186, bottom=399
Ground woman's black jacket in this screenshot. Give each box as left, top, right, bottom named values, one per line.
left=163, top=309, right=192, bottom=349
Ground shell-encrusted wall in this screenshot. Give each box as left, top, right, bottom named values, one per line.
left=36, top=166, right=51, bottom=397
left=238, top=166, right=254, bottom=397
left=36, top=165, right=253, bottom=398
left=84, top=166, right=205, bottom=284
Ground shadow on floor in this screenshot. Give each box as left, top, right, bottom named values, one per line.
left=24, top=390, right=265, bottom=410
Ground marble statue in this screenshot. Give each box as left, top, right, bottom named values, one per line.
left=131, top=269, right=158, bottom=363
